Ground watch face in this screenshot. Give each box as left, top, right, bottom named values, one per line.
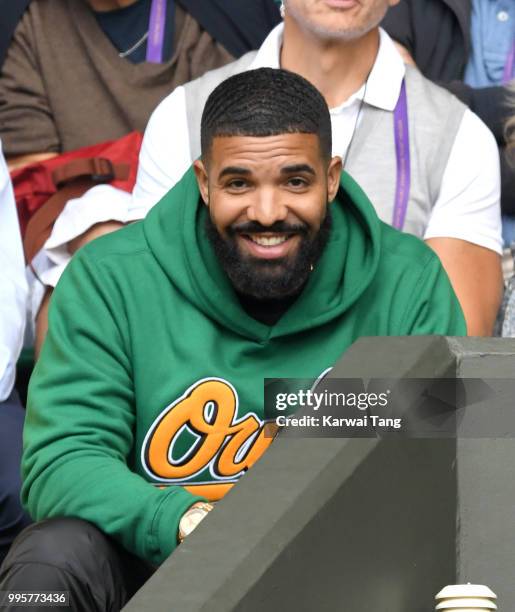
left=181, top=507, right=208, bottom=538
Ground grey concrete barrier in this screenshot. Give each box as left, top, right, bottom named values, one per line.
left=123, top=337, right=515, bottom=612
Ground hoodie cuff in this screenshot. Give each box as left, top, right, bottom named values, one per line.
left=150, top=486, right=206, bottom=564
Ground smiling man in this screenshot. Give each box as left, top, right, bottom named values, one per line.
left=194, top=83, right=341, bottom=313
left=0, top=69, right=465, bottom=611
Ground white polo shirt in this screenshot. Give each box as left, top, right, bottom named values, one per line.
left=41, top=24, right=502, bottom=291
left=0, top=140, right=28, bottom=400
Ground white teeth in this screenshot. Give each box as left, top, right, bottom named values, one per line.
left=249, top=235, right=289, bottom=247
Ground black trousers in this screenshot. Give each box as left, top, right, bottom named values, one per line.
left=0, top=518, right=155, bottom=612
left=0, top=391, right=32, bottom=567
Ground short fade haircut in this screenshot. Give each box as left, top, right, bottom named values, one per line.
left=200, top=67, right=332, bottom=162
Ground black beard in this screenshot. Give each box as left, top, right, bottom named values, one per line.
left=204, top=210, right=332, bottom=300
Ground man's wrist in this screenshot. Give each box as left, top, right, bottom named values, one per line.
left=177, top=501, right=214, bottom=543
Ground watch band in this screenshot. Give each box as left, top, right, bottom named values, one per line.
left=178, top=502, right=214, bottom=543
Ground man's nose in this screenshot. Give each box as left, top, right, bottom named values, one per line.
left=246, top=188, right=288, bottom=227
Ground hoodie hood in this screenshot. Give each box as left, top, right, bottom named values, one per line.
left=144, top=166, right=381, bottom=342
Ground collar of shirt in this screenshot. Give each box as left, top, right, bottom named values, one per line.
left=250, top=23, right=406, bottom=114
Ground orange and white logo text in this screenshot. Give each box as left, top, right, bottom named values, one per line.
left=141, top=378, right=274, bottom=500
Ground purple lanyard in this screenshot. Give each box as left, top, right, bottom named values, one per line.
left=146, top=0, right=167, bottom=63
left=503, top=40, right=515, bottom=84
left=391, top=80, right=411, bottom=231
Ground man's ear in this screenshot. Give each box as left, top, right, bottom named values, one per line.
left=193, top=159, right=209, bottom=206
left=327, top=156, right=342, bottom=202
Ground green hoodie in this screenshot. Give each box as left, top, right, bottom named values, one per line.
left=23, top=167, right=465, bottom=565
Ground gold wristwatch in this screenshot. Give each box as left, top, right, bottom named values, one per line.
left=178, top=502, right=214, bottom=543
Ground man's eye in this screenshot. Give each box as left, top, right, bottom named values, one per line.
left=287, top=177, right=308, bottom=188
left=227, top=179, right=247, bottom=189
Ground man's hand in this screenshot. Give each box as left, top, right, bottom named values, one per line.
left=426, top=237, right=503, bottom=336
left=393, top=42, right=416, bottom=67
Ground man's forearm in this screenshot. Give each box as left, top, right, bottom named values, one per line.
left=426, top=238, right=503, bottom=336
left=7, top=152, right=58, bottom=171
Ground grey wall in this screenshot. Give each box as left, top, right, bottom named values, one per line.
left=123, top=337, right=515, bottom=612
left=448, top=338, right=515, bottom=606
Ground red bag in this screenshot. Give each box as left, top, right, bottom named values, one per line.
left=11, top=131, right=143, bottom=263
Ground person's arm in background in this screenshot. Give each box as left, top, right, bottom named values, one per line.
left=7, top=153, right=58, bottom=171
left=23, top=245, right=204, bottom=565
left=0, top=10, right=61, bottom=166
left=0, top=141, right=27, bottom=400
left=425, top=238, right=502, bottom=336
left=423, top=110, right=504, bottom=336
